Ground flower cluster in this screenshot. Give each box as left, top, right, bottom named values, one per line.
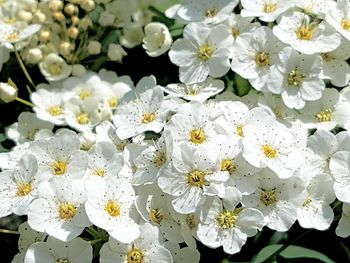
left=1, top=0, right=350, bottom=263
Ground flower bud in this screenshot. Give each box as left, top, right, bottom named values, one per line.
left=59, top=42, right=74, bottom=56
left=49, top=0, right=63, bottom=11
left=32, top=11, right=46, bottom=24
left=87, top=41, right=101, bottom=55
left=71, top=16, right=80, bottom=26
left=80, top=16, right=92, bottom=30
left=64, top=3, right=76, bottom=16
left=53, top=11, right=65, bottom=22
left=72, top=64, right=87, bottom=77
left=39, top=31, right=50, bottom=42
left=99, top=11, right=115, bottom=27
left=0, top=82, right=17, bottom=103
left=107, top=44, right=127, bottom=63
left=81, top=0, right=95, bottom=12
left=26, top=48, right=43, bottom=64
left=67, top=27, right=79, bottom=39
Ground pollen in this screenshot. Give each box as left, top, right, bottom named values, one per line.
left=79, top=89, right=92, bottom=100
left=287, top=68, right=305, bottom=87
left=127, top=247, right=144, bottom=263
left=153, top=151, right=167, bottom=167
left=260, top=188, right=278, bottom=206
left=186, top=214, right=197, bottom=230
left=221, top=159, right=236, bottom=174
left=263, top=1, right=277, bottom=13
left=6, top=32, right=19, bottom=42
left=255, top=51, right=270, bottom=68
left=187, top=170, right=207, bottom=187
left=216, top=208, right=243, bottom=229
left=296, top=25, right=317, bottom=41
left=108, top=96, right=118, bottom=108
left=141, top=112, right=156, bottom=124
left=47, top=105, right=63, bottom=116
left=58, top=202, right=77, bottom=220
left=303, top=197, right=312, bottom=207
left=76, top=112, right=89, bottom=125
left=16, top=183, right=32, bottom=196
left=205, top=7, right=217, bottom=18
left=190, top=127, right=206, bottom=144
left=51, top=161, right=67, bottom=176
left=197, top=44, right=213, bottom=61
left=231, top=28, right=240, bottom=38
left=105, top=200, right=121, bottom=217
left=263, top=144, right=278, bottom=159
left=150, top=208, right=164, bottom=224
left=315, top=109, right=332, bottom=122
left=56, top=258, right=70, bottom=263
left=341, top=19, right=350, bottom=31
left=92, top=168, right=106, bottom=177
left=236, top=125, right=244, bottom=137
left=48, top=63, right=62, bottom=76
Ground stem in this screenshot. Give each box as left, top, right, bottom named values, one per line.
left=13, top=46, right=35, bottom=90
left=15, top=97, right=34, bottom=107
left=0, top=229, right=19, bottom=234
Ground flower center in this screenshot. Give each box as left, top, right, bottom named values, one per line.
left=186, top=214, right=197, bottom=229
left=92, top=168, right=106, bottom=177
left=141, top=112, right=156, bottom=124
left=79, top=89, right=92, bottom=100
left=108, top=97, right=118, bottom=108
left=341, top=19, right=350, bottom=31
left=16, top=183, right=32, bottom=196
left=205, top=7, right=217, bottom=18
left=260, top=188, right=278, bottom=206
left=47, top=105, right=63, bottom=116
left=216, top=208, right=243, bottom=229
left=296, top=24, right=317, bottom=41
left=263, top=144, right=278, bottom=159
left=190, top=128, right=206, bottom=144
left=153, top=151, right=167, bottom=167
left=303, top=197, right=312, bottom=207
left=187, top=170, right=207, bottom=187
left=105, top=200, right=121, bottom=217
left=48, top=63, right=62, bottom=76
left=76, top=112, right=89, bottom=125
left=236, top=125, right=244, bottom=137
left=197, top=44, right=213, bottom=61
left=221, top=159, right=236, bottom=174
left=231, top=28, right=240, bottom=38
left=51, top=161, right=67, bottom=175
left=7, top=32, right=19, bottom=42
left=150, top=208, right=163, bottom=224
left=321, top=53, right=335, bottom=62
left=255, top=51, right=270, bottom=68
left=287, top=68, right=305, bottom=87
left=316, top=109, right=332, bottom=122
left=56, top=259, right=70, bottom=263
left=263, top=1, right=277, bottom=13
left=127, top=247, right=144, bottom=263
left=58, top=202, right=77, bottom=220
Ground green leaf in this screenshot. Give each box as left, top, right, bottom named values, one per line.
left=254, top=245, right=335, bottom=263
left=88, top=5, right=104, bottom=23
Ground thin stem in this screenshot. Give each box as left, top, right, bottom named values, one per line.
left=26, top=85, right=32, bottom=94
left=0, top=229, right=19, bottom=234
left=13, top=46, right=35, bottom=90
left=15, top=97, right=34, bottom=107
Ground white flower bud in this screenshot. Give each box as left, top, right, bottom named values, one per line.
left=49, top=0, right=63, bottom=11
left=71, top=16, right=80, bottom=26
left=107, top=44, right=127, bottom=63
left=0, top=82, right=17, bottom=103
left=32, top=11, right=46, bottom=24
left=80, top=16, right=92, bottom=30
left=99, top=11, right=115, bottom=27
left=64, top=3, right=76, bottom=16
left=18, top=10, right=33, bottom=23
left=81, top=0, right=95, bottom=12
left=67, top=27, right=79, bottom=39
left=26, top=48, right=43, bottom=64
left=87, top=41, right=101, bottom=55
left=120, top=23, right=144, bottom=49
left=72, top=64, right=87, bottom=77
left=59, top=42, right=74, bottom=56
left=53, top=11, right=65, bottom=22
left=142, top=22, right=173, bottom=57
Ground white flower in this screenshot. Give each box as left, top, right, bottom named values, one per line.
left=24, top=236, right=92, bottom=263
left=230, top=26, right=285, bottom=93
left=100, top=223, right=173, bottom=263
left=336, top=203, right=350, bottom=238
left=113, top=76, right=167, bottom=139
left=169, top=22, right=233, bottom=84
left=222, top=13, right=260, bottom=40
left=0, top=81, right=17, bottom=102
left=325, top=0, right=350, bottom=41
left=295, top=0, right=334, bottom=19
left=273, top=10, right=341, bottom=54
left=269, top=47, right=324, bottom=109
left=28, top=177, right=90, bottom=241
left=162, top=77, right=225, bottom=102
left=197, top=187, right=264, bottom=254
left=329, top=151, right=350, bottom=203
left=0, top=154, right=40, bottom=217
left=143, top=22, right=172, bottom=57
left=174, top=0, right=238, bottom=24
left=39, top=53, right=72, bottom=82
left=0, top=142, right=29, bottom=171
left=164, top=242, right=200, bottom=263
left=242, top=123, right=303, bottom=178
left=0, top=21, right=40, bottom=45
left=85, top=176, right=140, bottom=243
left=242, top=169, right=307, bottom=231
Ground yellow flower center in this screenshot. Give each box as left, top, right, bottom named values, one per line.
left=150, top=208, right=163, bottom=224
left=273, top=106, right=285, bottom=119
left=316, top=109, right=332, bottom=122
left=186, top=214, right=197, bottom=230
left=108, top=97, right=118, bottom=108
left=51, top=161, right=67, bottom=175
left=255, top=51, right=270, bottom=68
left=127, top=247, right=144, bottom=263
left=187, top=170, right=207, bottom=187
left=321, top=53, right=335, bottom=62
left=47, top=105, right=63, bottom=116
left=58, top=202, right=77, bottom=220
left=216, top=208, right=243, bottom=229
left=287, top=68, right=305, bottom=87
left=56, top=259, right=70, bottom=263
left=105, top=200, right=121, bottom=217
left=341, top=19, right=350, bottom=31
left=231, top=28, right=240, bottom=38
left=141, top=113, right=156, bottom=124
left=153, top=151, right=167, bottom=167
left=263, top=144, right=278, bottom=159
left=197, top=44, right=213, bottom=61
left=48, top=63, right=62, bottom=76
left=92, top=168, right=106, bottom=177
left=260, top=188, right=278, bottom=206
left=221, top=159, right=236, bottom=174
left=76, top=112, right=89, bottom=125
left=16, top=183, right=32, bottom=196
left=205, top=7, right=217, bottom=18
left=236, top=125, right=244, bottom=137
left=303, top=197, right=312, bottom=207
left=79, top=89, right=92, bottom=100
left=263, top=1, right=277, bottom=13
left=190, top=128, right=206, bottom=144
left=296, top=24, right=317, bottom=41
left=6, top=32, right=19, bottom=42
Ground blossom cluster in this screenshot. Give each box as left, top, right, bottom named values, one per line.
left=1, top=0, right=350, bottom=263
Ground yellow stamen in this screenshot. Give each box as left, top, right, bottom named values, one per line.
left=58, top=203, right=77, bottom=220
left=187, top=170, right=207, bottom=187
left=16, top=183, right=32, bottom=196
left=141, top=113, right=156, bottom=124
left=255, top=52, right=270, bottom=68
left=51, top=161, right=67, bottom=175
left=197, top=44, right=213, bottom=61
left=263, top=144, right=278, bottom=158
left=260, top=188, right=277, bottom=206
left=127, top=247, right=144, bottom=263
left=216, top=207, right=243, bottom=229
left=150, top=208, right=163, bottom=224
left=47, top=105, right=63, bottom=116
left=190, top=128, right=206, bottom=144
left=316, top=109, right=332, bottom=122
left=105, top=200, right=121, bottom=217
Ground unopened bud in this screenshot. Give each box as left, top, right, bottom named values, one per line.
left=26, top=48, right=43, bottom=64
left=0, top=81, right=17, bottom=103
left=81, top=0, right=95, bottom=12
left=64, top=3, right=75, bottom=16
left=67, top=27, right=79, bottom=39
left=87, top=41, right=101, bottom=55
